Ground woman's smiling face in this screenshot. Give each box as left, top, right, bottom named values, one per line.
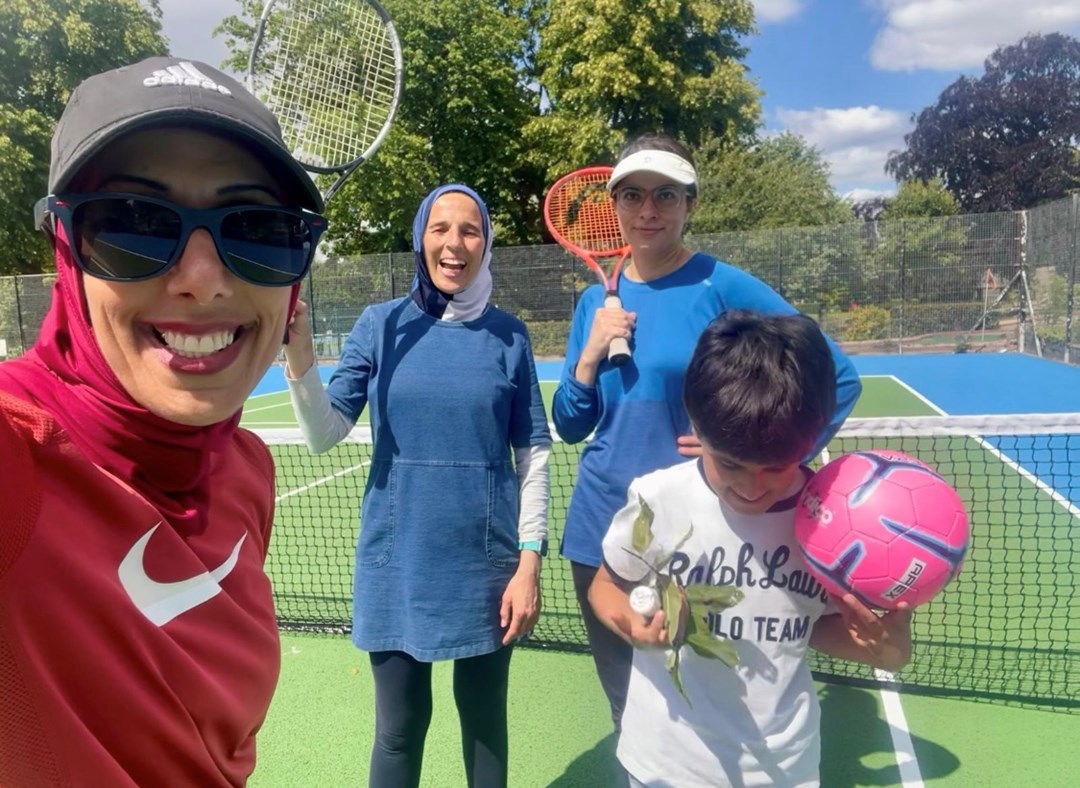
left=78, top=127, right=293, bottom=426
left=423, top=191, right=486, bottom=295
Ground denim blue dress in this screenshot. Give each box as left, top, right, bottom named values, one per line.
left=326, top=297, right=550, bottom=660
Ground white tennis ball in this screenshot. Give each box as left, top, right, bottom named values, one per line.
left=629, top=585, right=661, bottom=618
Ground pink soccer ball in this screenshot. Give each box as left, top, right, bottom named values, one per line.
left=794, top=450, right=970, bottom=610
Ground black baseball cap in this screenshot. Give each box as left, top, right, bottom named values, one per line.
left=49, top=56, right=323, bottom=212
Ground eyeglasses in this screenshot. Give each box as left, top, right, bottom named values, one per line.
left=611, top=185, right=688, bottom=212
left=35, top=193, right=328, bottom=287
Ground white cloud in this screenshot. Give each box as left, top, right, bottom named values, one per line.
left=844, top=187, right=896, bottom=203
left=869, top=0, right=1080, bottom=71
left=753, top=0, right=809, bottom=24
left=158, top=0, right=235, bottom=73
left=775, top=105, right=912, bottom=191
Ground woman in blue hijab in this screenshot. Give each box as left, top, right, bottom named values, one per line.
left=284, top=184, right=552, bottom=787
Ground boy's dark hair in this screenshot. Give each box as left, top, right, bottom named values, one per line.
left=617, top=133, right=698, bottom=198
left=683, top=310, right=837, bottom=465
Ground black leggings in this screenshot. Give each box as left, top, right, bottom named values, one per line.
left=571, top=560, right=633, bottom=733
left=368, top=646, right=514, bottom=788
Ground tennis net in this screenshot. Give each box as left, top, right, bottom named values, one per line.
left=258, top=412, right=1079, bottom=708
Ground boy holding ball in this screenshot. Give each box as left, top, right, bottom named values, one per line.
left=589, top=310, right=912, bottom=787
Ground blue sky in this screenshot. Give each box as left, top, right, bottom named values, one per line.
left=158, top=0, right=1080, bottom=200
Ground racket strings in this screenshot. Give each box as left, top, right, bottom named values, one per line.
left=546, top=174, right=625, bottom=255
left=258, top=0, right=399, bottom=169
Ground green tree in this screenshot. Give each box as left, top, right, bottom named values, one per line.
left=220, top=0, right=539, bottom=252
left=0, top=106, right=53, bottom=275
left=0, top=0, right=167, bottom=274
left=885, top=32, right=1080, bottom=213
left=220, top=0, right=763, bottom=252
left=532, top=0, right=760, bottom=168
left=690, top=132, right=850, bottom=233
left=881, top=178, right=960, bottom=220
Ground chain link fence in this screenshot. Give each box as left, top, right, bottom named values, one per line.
left=2, top=195, right=1077, bottom=363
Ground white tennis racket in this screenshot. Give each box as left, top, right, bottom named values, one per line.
left=247, top=0, right=403, bottom=203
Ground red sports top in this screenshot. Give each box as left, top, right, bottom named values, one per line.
left=0, top=391, right=280, bottom=786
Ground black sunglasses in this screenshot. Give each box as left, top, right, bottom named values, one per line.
left=35, top=193, right=328, bottom=287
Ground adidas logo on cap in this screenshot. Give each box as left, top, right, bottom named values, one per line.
left=143, top=61, right=231, bottom=96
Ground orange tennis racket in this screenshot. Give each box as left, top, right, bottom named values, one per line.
left=543, top=166, right=632, bottom=366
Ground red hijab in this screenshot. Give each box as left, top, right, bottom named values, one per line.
left=0, top=225, right=300, bottom=531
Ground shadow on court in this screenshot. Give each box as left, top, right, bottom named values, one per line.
left=547, top=732, right=625, bottom=787
left=820, top=683, right=959, bottom=787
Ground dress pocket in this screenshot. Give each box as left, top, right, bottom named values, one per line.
left=357, top=459, right=396, bottom=569
left=358, top=461, right=516, bottom=572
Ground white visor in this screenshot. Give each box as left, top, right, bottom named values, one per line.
left=607, top=150, right=698, bottom=190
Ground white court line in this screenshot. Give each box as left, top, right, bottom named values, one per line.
left=243, top=402, right=290, bottom=415
left=275, top=460, right=370, bottom=502
left=875, top=669, right=925, bottom=788
left=881, top=377, right=1080, bottom=520
left=887, top=375, right=948, bottom=416
left=975, top=434, right=1080, bottom=520
left=245, top=390, right=288, bottom=402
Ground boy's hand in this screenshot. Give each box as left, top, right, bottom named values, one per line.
left=627, top=608, right=671, bottom=650
left=835, top=594, right=913, bottom=672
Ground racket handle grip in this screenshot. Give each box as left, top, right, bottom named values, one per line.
left=604, top=293, right=631, bottom=366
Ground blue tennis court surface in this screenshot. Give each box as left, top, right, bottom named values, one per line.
left=252, top=352, right=1080, bottom=514
left=848, top=353, right=1079, bottom=414
left=256, top=352, right=1080, bottom=413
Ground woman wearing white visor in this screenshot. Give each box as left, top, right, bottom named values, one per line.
left=551, top=133, right=863, bottom=734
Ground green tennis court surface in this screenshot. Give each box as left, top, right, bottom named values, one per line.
left=248, top=373, right=1079, bottom=787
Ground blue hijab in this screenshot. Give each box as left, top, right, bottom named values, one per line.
left=410, top=184, right=494, bottom=321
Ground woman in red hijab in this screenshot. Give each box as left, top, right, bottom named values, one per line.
left=0, top=56, right=325, bottom=786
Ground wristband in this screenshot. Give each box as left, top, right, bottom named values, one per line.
left=518, top=539, right=548, bottom=557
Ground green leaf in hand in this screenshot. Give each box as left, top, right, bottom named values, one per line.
left=666, top=648, right=689, bottom=702
left=658, top=574, right=686, bottom=646
left=631, top=496, right=655, bottom=555
left=685, top=630, right=740, bottom=668
left=684, top=585, right=745, bottom=612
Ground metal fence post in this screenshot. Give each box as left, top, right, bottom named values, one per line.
left=898, top=219, right=905, bottom=354
left=1018, top=210, right=1028, bottom=354
left=775, top=230, right=784, bottom=298
left=14, top=278, right=26, bottom=353
left=1066, top=194, right=1078, bottom=364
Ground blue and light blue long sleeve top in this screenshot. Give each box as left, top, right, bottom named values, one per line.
left=553, top=253, right=861, bottom=567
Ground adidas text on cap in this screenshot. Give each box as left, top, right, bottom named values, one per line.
left=49, top=56, right=323, bottom=212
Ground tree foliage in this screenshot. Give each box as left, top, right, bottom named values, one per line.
left=886, top=32, right=1080, bottom=213
left=334, top=0, right=539, bottom=251
left=220, top=0, right=539, bottom=252
left=0, top=0, right=167, bottom=274
left=881, top=178, right=959, bottom=220
left=219, top=0, right=765, bottom=252
left=691, top=132, right=851, bottom=233
left=534, top=0, right=759, bottom=148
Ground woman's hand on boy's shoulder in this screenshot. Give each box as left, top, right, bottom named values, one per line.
left=676, top=433, right=702, bottom=457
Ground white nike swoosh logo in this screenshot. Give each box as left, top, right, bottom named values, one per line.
left=118, top=523, right=247, bottom=627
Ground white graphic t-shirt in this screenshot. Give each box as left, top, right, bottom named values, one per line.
left=603, top=459, right=833, bottom=788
